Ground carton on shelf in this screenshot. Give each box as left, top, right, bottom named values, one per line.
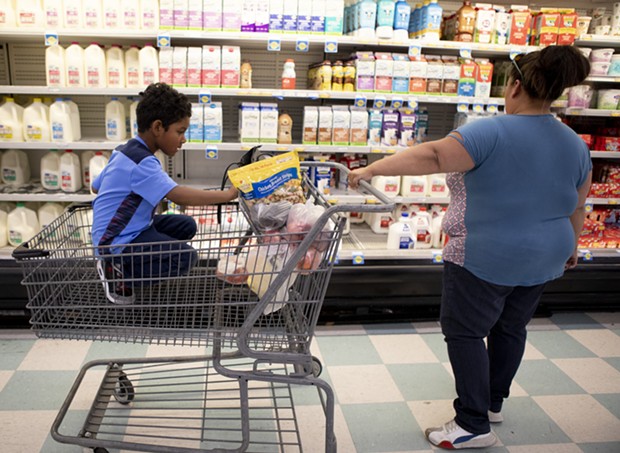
left=303, top=106, right=319, bottom=144
left=354, top=51, right=375, bottom=92
left=318, top=106, right=333, bottom=145
left=239, top=102, right=261, bottom=143
left=558, top=10, right=578, bottom=45
left=202, top=45, right=221, bottom=87
left=425, top=56, right=443, bottom=95
left=349, top=107, right=369, bottom=146
left=374, top=52, right=394, bottom=93
left=508, top=5, right=532, bottom=45
left=331, top=106, right=351, bottom=146
left=204, top=102, right=223, bottom=143
left=409, top=56, right=428, bottom=94
left=474, top=3, right=496, bottom=44
left=474, top=59, right=494, bottom=98
left=458, top=59, right=477, bottom=97
left=259, top=103, right=279, bottom=143
left=532, top=10, right=560, bottom=46
left=399, top=108, right=416, bottom=147
left=186, top=47, right=202, bottom=87
left=441, top=56, right=460, bottom=96
left=221, top=46, right=241, bottom=88
left=172, top=46, right=188, bottom=87
left=392, top=53, right=410, bottom=94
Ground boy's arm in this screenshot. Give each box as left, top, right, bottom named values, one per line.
left=166, top=185, right=238, bottom=206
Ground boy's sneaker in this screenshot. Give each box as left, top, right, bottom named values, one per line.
left=425, top=419, right=497, bottom=450
left=96, top=260, right=135, bottom=305
left=488, top=410, right=503, bottom=424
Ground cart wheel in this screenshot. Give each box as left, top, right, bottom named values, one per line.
left=113, top=373, right=135, bottom=405
left=311, top=357, right=323, bottom=377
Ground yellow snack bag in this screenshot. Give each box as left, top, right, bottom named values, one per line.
left=228, top=151, right=306, bottom=207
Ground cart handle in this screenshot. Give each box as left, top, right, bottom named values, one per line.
left=12, top=243, right=50, bottom=260
left=301, top=161, right=395, bottom=213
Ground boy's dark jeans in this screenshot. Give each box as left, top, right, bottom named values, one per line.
left=440, top=261, right=545, bottom=435
left=119, top=214, right=198, bottom=285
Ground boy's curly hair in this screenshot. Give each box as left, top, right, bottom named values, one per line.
left=136, top=83, right=192, bottom=132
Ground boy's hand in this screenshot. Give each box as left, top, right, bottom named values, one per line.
left=226, top=186, right=238, bottom=201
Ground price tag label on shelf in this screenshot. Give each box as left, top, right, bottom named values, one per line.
left=408, top=44, right=422, bottom=58
left=472, top=101, right=484, bottom=113
left=611, top=111, right=620, bottom=117
left=198, top=91, right=212, bottom=104
left=354, top=94, right=367, bottom=108
left=296, top=39, right=309, bottom=52
left=407, top=98, right=418, bottom=110
left=373, top=96, right=387, bottom=109
left=157, top=33, right=171, bottom=48
left=268, top=38, right=281, bottom=52
left=351, top=252, right=365, bottom=265
left=487, top=101, right=499, bottom=114
left=391, top=97, right=404, bottom=109
left=585, top=203, right=593, bottom=213
left=581, top=249, right=593, bottom=262
left=324, top=40, right=338, bottom=54
left=509, top=48, right=522, bottom=60
left=44, top=32, right=59, bottom=46
left=457, top=101, right=469, bottom=113
left=205, top=146, right=218, bottom=160
left=432, top=251, right=444, bottom=264
left=459, top=46, right=472, bottom=59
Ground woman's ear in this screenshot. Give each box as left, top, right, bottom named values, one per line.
left=510, top=79, right=522, bottom=98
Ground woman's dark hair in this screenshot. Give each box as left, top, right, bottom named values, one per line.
left=136, top=83, right=192, bottom=132
left=509, top=45, right=591, bottom=102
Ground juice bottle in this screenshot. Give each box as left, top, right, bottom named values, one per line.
left=455, top=0, right=476, bottom=42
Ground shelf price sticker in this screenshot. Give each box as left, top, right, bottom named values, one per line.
left=351, top=251, right=365, bottom=265
left=267, top=38, right=281, bottom=52
left=324, top=40, right=338, bottom=54
left=198, top=91, right=212, bottom=104
left=296, top=39, right=309, bottom=52
left=157, top=33, right=171, bottom=48
left=391, top=97, right=404, bottom=109
left=407, top=98, right=418, bottom=110
left=373, top=96, right=387, bottom=109
left=354, top=94, right=367, bottom=108
left=457, top=101, right=470, bottom=113
left=509, top=49, right=522, bottom=60
left=487, top=101, right=499, bottom=114
left=459, top=46, right=472, bottom=59
left=205, top=146, right=218, bottom=160
left=585, top=203, right=594, bottom=213
left=432, top=251, right=444, bottom=264
left=472, top=100, right=484, bottom=113
left=581, top=249, right=593, bottom=262
left=408, top=44, right=422, bottom=58
left=45, top=32, right=59, bottom=46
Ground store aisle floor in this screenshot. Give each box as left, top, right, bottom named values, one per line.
left=0, top=311, right=619, bottom=453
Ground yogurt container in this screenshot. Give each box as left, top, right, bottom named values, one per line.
left=590, top=48, right=614, bottom=63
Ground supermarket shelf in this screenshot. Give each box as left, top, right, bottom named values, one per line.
left=575, top=35, right=620, bottom=47
left=563, top=108, right=620, bottom=117
left=586, top=76, right=620, bottom=83
left=0, top=190, right=93, bottom=203
left=591, top=151, right=620, bottom=159
left=587, top=198, right=620, bottom=205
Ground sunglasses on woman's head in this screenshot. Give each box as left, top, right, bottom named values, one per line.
left=511, top=53, right=525, bottom=82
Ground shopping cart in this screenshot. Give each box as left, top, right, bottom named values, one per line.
left=13, top=162, right=394, bottom=453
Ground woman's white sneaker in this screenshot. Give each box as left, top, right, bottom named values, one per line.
left=488, top=410, right=504, bottom=423
left=425, top=419, right=497, bottom=449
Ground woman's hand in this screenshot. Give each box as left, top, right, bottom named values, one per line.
left=564, top=248, right=579, bottom=270
left=226, top=186, right=239, bottom=201
left=347, top=167, right=374, bottom=190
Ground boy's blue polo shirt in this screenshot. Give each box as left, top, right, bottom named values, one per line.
left=91, top=137, right=177, bottom=253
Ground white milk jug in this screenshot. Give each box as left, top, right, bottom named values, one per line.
left=84, top=43, right=107, bottom=88
left=43, top=0, right=62, bottom=28
left=65, top=42, right=85, bottom=87
left=0, top=0, right=17, bottom=27
left=105, top=98, right=127, bottom=141
left=23, top=98, right=50, bottom=142
left=63, top=0, right=82, bottom=28
left=60, top=149, right=82, bottom=192
left=129, top=99, right=139, bottom=137
left=84, top=0, right=103, bottom=28
left=0, top=98, right=24, bottom=142
left=7, top=203, right=39, bottom=246
left=80, top=150, right=95, bottom=187
left=1, top=149, right=30, bottom=186
left=0, top=209, right=7, bottom=247
left=40, top=149, right=61, bottom=190
left=154, top=150, right=167, bottom=171
left=371, top=175, right=400, bottom=197
left=139, top=44, right=159, bottom=87
left=50, top=99, right=74, bottom=142
left=104, top=0, right=121, bottom=28
left=428, top=173, right=449, bottom=197
left=431, top=206, right=447, bottom=249
left=140, top=0, right=159, bottom=29
left=387, top=212, right=415, bottom=250
left=401, top=175, right=428, bottom=197
left=106, top=45, right=126, bottom=88
left=89, top=151, right=108, bottom=193
left=16, top=0, right=43, bottom=27
left=45, top=45, right=66, bottom=87
left=412, top=207, right=432, bottom=249
left=64, top=98, right=81, bottom=141
left=121, top=0, right=140, bottom=29
left=125, top=45, right=141, bottom=88
left=38, top=202, right=64, bottom=230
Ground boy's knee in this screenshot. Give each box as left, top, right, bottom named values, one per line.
left=179, top=215, right=197, bottom=239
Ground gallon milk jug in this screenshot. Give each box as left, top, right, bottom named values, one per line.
left=371, top=175, right=400, bottom=197
left=40, top=149, right=61, bottom=190
left=106, top=44, right=126, bottom=87
left=428, top=173, right=448, bottom=197
left=84, top=43, right=107, bottom=88
left=121, top=0, right=140, bottom=29
left=124, top=45, right=141, bottom=88
left=0, top=98, right=24, bottom=142
left=16, top=0, right=43, bottom=27
left=105, top=98, right=127, bottom=141
left=387, top=212, right=415, bottom=249
left=80, top=150, right=95, bottom=187
left=155, top=150, right=167, bottom=171
left=139, top=44, right=159, bottom=87
left=64, top=98, right=81, bottom=141
left=38, top=202, right=64, bottom=230
left=23, top=98, right=50, bottom=142
left=104, top=0, right=120, bottom=28
left=431, top=206, right=447, bottom=249
left=89, top=151, right=108, bottom=193
left=43, top=0, right=62, bottom=28
left=129, top=99, right=139, bottom=137
left=140, top=0, right=159, bottom=29
left=412, top=206, right=432, bottom=249
left=0, top=209, right=7, bottom=247
left=63, top=0, right=83, bottom=28
left=60, top=149, right=83, bottom=192
left=84, top=0, right=103, bottom=28
left=50, top=99, right=74, bottom=142
left=45, top=44, right=66, bottom=87
left=2, top=149, right=30, bottom=186
left=0, top=0, right=17, bottom=27
left=401, top=175, right=428, bottom=197
left=7, top=203, right=39, bottom=246
left=65, top=42, right=85, bottom=87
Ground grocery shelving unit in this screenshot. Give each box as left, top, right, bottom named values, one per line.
left=1, top=2, right=620, bottom=319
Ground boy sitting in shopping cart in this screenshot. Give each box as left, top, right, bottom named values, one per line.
left=91, top=83, right=238, bottom=304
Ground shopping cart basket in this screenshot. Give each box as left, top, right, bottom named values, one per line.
left=13, top=162, right=394, bottom=453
